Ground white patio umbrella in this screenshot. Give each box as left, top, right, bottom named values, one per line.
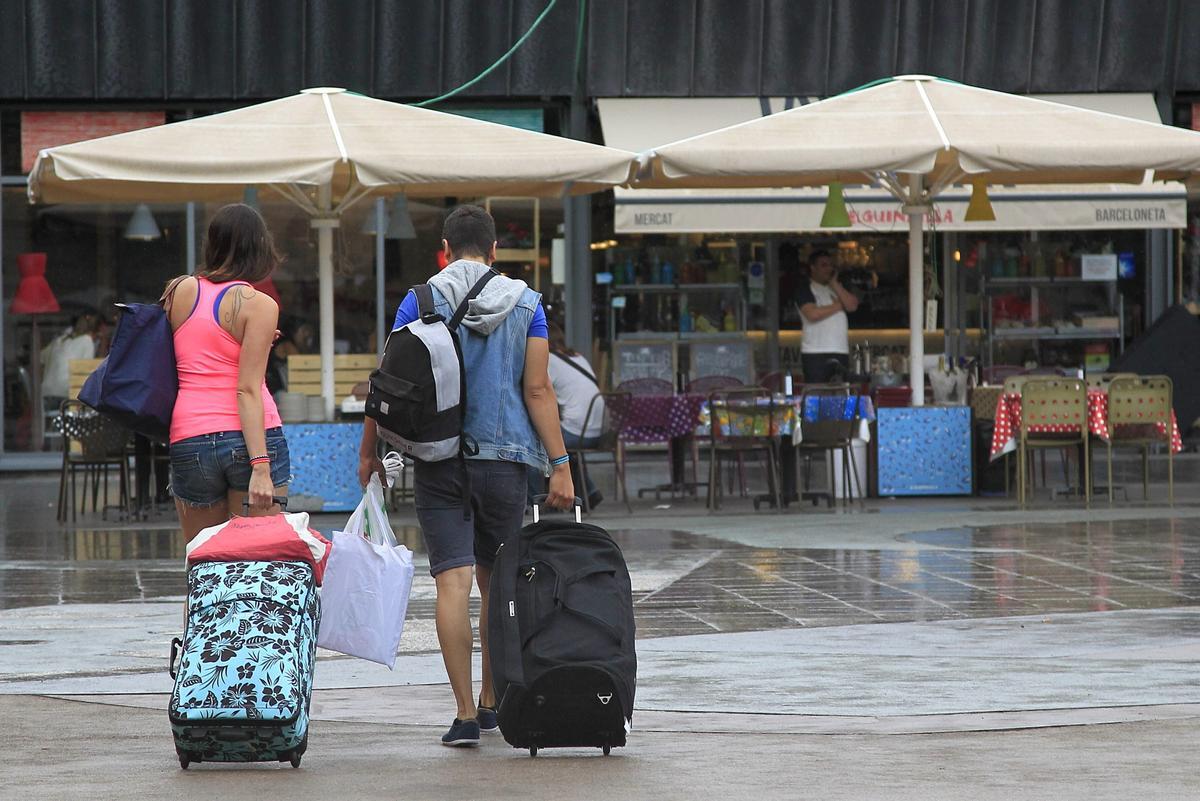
left=639, top=75, right=1200, bottom=403
left=29, top=87, right=637, bottom=418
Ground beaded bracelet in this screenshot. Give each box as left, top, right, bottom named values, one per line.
left=550, top=454, right=570, bottom=467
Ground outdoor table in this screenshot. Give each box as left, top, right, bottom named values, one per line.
left=700, top=395, right=875, bottom=441
left=701, top=395, right=875, bottom=505
left=620, top=393, right=708, bottom=497
left=989, top=390, right=1182, bottom=460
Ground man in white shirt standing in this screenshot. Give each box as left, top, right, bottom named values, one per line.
left=795, top=250, right=859, bottom=383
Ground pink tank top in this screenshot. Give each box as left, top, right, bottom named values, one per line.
left=170, top=277, right=282, bottom=443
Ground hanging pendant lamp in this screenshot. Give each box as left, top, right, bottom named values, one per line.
left=964, top=180, right=996, bottom=222
left=820, top=182, right=852, bottom=228
left=385, top=196, right=417, bottom=240
left=242, top=186, right=261, bottom=212
left=124, top=203, right=162, bottom=240
left=362, top=196, right=417, bottom=239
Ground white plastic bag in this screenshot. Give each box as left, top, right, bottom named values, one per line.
left=317, top=475, right=414, bottom=669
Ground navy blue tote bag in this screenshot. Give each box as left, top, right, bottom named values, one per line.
left=80, top=285, right=180, bottom=442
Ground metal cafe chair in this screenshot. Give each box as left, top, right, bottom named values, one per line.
left=569, top=391, right=634, bottom=513
left=616, top=376, right=696, bottom=499
left=1017, top=377, right=1089, bottom=505
left=794, top=383, right=863, bottom=507
left=56, top=399, right=133, bottom=522
left=1086, top=372, right=1138, bottom=391
left=686, top=375, right=744, bottom=492
left=615, top=377, right=673, bottom=396
left=686, top=375, right=743, bottom=394
left=1105, top=375, right=1174, bottom=503
left=1000, top=374, right=1068, bottom=495
left=706, top=387, right=781, bottom=512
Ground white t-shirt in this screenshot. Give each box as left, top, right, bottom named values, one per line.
left=549, top=352, right=603, bottom=439
left=42, top=332, right=96, bottom=398
left=796, top=280, right=849, bottom=354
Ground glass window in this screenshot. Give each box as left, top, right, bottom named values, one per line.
left=3, top=190, right=186, bottom=451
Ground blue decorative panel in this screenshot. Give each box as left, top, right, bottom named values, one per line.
left=283, top=422, right=364, bottom=512
left=877, top=407, right=972, bottom=496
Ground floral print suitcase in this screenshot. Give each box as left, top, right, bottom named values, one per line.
left=168, top=560, right=320, bottom=769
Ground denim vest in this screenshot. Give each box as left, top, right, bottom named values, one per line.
left=430, top=285, right=549, bottom=475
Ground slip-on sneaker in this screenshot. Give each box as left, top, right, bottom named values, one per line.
left=440, top=718, right=480, bottom=747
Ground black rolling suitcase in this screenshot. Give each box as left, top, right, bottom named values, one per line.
left=488, top=499, right=636, bottom=757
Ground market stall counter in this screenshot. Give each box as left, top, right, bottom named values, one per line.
left=876, top=405, right=974, bottom=496
left=277, top=354, right=375, bottom=513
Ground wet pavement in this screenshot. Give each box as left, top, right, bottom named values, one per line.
left=3, top=470, right=1200, bottom=798
left=4, top=473, right=1198, bottom=635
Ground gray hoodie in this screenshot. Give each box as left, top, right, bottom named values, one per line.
left=428, top=259, right=533, bottom=335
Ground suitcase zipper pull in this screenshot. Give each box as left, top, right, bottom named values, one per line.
left=524, top=566, right=537, bottom=582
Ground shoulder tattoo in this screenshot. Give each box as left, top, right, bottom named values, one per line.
left=223, top=286, right=257, bottom=328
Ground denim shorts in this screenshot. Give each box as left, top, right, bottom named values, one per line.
left=413, top=459, right=527, bottom=577
left=169, top=428, right=292, bottom=508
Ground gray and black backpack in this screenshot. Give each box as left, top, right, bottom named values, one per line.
left=366, top=270, right=496, bottom=463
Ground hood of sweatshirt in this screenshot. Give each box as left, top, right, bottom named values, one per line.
left=427, top=259, right=533, bottom=335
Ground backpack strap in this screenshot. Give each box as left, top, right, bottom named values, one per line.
left=448, top=270, right=499, bottom=330
left=552, top=351, right=598, bottom=387
left=412, top=284, right=438, bottom=322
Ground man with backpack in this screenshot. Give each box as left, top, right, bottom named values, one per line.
left=358, top=204, right=574, bottom=748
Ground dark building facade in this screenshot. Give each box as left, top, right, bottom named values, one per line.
left=3, top=1, right=1200, bottom=110
left=2, top=0, right=1198, bottom=461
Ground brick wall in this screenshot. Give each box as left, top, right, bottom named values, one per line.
left=20, top=111, right=165, bottom=172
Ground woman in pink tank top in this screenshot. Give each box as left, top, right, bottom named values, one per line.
left=165, top=204, right=289, bottom=541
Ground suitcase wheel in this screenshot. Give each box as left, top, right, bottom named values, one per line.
left=178, top=753, right=191, bottom=770
left=529, top=746, right=538, bottom=757
left=602, top=744, right=611, bottom=756
left=290, top=753, right=302, bottom=769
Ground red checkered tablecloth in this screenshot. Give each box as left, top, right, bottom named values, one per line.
left=620, top=394, right=708, bottom=444
left=989, top=390, right=1182, bottom=460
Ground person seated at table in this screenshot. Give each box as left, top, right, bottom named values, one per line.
left=41, top=312, right=98, bottom=413
left=527, top=321, right=604, bottom=509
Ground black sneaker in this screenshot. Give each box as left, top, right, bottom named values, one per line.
left=587, top=490, right=604, bottom=509
left=477, top=703, right=499, bottom=733
left=440, top=718, right=480, bottom=747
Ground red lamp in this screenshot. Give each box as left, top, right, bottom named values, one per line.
left=11, top=252, right=59, bottom=314
left=11, top=253, right=60, bottom=451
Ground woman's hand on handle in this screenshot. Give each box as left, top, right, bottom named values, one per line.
left=248, top=464, right=275, bottom=510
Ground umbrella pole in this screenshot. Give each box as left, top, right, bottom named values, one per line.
left=905, top=174, right=926, bottom=407
left=313, top=184, right=337, bottom=421
left=375, top=198, right=386, bottom=360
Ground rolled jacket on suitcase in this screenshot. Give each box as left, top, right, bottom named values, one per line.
left=168, top=499, right=326, bottom=769
left=488, top=499, right=637, bottom=757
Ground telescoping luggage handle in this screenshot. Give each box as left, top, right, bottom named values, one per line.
left=531, top=494, right=583, bottom=524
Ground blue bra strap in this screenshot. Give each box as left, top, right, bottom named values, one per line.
left=212, top=281, right=251, bottom=323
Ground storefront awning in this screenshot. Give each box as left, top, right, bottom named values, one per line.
left=601, top=95, right=1186, bottom=234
